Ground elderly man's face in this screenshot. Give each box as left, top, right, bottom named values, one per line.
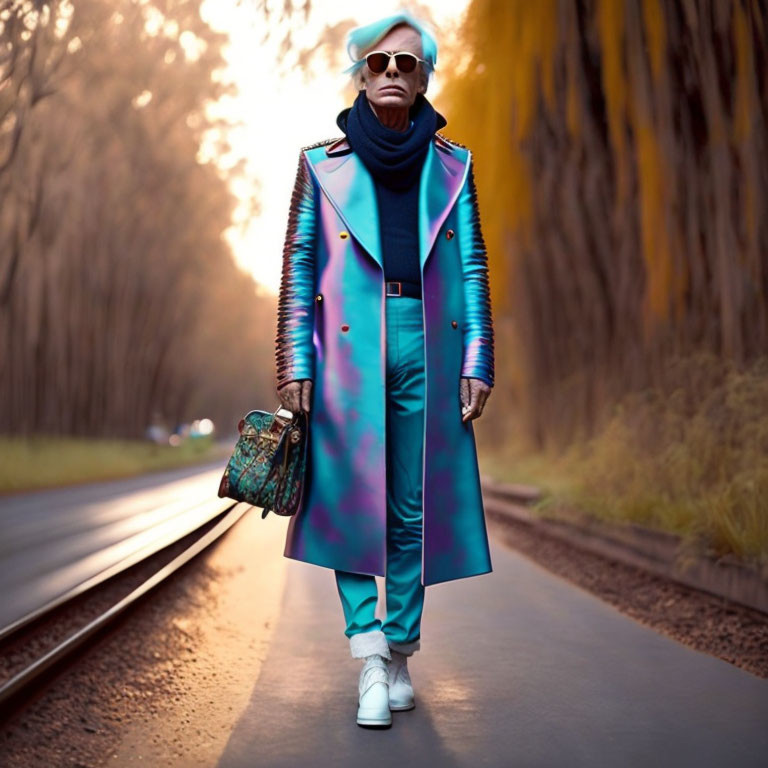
left=361, top=24, right=426, bottom=110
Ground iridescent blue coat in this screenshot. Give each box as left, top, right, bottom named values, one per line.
left=275, top=131, right=495, bottom=586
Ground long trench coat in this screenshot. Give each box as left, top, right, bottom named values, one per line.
left=274, top=127, right=495, bottom=587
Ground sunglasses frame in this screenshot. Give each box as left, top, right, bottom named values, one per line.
left=362, top=50, right=428, bottom=75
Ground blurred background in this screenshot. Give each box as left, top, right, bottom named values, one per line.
left=1, top=0, right=766, bottom=567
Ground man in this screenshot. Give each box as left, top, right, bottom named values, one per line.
left=275, top=11, right=495, bottom=728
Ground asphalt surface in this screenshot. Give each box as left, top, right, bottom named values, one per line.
left=218, top=521, right=768, bottom=768
left=0, top=458, right=227, bottom=631
left=2, top=460, right=767, bottom=767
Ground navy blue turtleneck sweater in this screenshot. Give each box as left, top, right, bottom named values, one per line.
left=373, top=119, right=421, bottom=296
left=340, top=91, right=447, bottom=299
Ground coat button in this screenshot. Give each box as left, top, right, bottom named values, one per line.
left=315, top=293, right=323, bottom=302
left=339, top=231, right=349, bottom=239
left=451, top=320, right=458, bottom=328
left=341, top=324, right=350, bottom=332
left=446, top=229, right=455, bottom=240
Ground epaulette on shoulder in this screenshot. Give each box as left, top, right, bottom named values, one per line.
left=434, top=132, right=469, bottom=154
left=325, top=136, right=351, bottom=156
left=301, top=138, right=338, bottom=152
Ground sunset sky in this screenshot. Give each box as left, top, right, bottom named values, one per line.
left=199, top=0, right=471, bottom=296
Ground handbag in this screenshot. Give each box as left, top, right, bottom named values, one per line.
left=217, top=404, right=309, bottom=518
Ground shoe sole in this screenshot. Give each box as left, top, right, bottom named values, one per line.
left=357, top=716, right=392, bottom=727
left=357, top=703, right=392, bottom=727
left=389, top=701, right=415, bottom=711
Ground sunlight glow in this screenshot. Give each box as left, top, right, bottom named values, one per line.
left=180, top=28, right=207, bottom=60
left=133, top=89, right=153, bottom=108
left=200, top=0, right=471, bottom=296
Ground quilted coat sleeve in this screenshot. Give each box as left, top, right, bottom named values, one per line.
left=456, top=154, right=495, bottom=388
left=275, top=151, right=317, bottom=389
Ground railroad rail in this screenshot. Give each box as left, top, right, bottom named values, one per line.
left=0, top=498, right=250, bottom=717
left=480, top=477, right=768, bottom=616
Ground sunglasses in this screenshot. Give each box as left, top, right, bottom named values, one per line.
left=363, top=50, right=427, bottom=75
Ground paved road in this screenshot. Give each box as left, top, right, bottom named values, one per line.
left=3, top=461, right=766, bottom=766
left=0, top=458, right=227, bottom=630
left=218, top=518, right=768, bottom=768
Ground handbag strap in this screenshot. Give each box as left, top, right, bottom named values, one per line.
left=271, top=413, right=307, bottom=513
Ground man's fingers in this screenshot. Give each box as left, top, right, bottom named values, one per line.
left=459, top=377, right=472, bottom=424
left=461, top=380, right=479, bottom=422
left=277, top=382, right=302, bottom=414
left=475, top=388, right=489, bottom=417
left=459, top=377, right=470, bottom=407
left=461, top=379, right=492, bottom=422
left=301, top=380, right=312, bottom=413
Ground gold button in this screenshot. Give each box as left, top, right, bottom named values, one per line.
left=341, top=324, right=350, bottom=332
left=446, top=229, right=455, bottom=240
left=315, top=293, right=323, bottom=302
left=451, top=320, right=458, bottom=328
left=339, top=231, right=349, bottom=239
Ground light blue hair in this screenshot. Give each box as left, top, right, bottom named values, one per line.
left=342, top=10, right=438, bottom=90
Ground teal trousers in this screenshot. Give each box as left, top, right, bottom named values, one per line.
left=335, top=295, right=426, bottom=655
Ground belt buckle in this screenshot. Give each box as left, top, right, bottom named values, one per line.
left=386, top=281, right=402, bottom=297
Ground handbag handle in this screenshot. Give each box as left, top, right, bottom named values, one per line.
left=274, top=402, right=307, bottom=423
left=272, top=402, right=293, bottom=419
left=255, top=403, right=297, bottom=445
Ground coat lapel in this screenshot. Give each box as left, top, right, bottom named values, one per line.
left=306, top=150, right=383, bottom=267
left=306, top=138, right=470, bottom=272
left=418, top=140, right=471, bottom=271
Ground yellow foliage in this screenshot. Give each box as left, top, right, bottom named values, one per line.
left=439, top=0, right=767, bottom=439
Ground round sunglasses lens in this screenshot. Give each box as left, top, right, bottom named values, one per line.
left=395, top=54, right=417, bottom=73
left=366, top=52, right=389, bottom=73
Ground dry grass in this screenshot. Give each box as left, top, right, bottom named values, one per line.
left=480, top=353, right=768, bottom=566
left=0, top=434, right=225, bottom=494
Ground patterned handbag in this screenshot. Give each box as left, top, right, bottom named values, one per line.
left=217, top=405, right=309, bottom=518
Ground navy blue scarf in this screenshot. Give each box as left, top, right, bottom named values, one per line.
left=337, top=89, right=447, bottom=190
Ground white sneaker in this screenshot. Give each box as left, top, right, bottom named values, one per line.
left=356, top=654, right=392, bottom=727
left=387, top=649, right=415, bottom=711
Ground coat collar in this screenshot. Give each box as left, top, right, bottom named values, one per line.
left=303, top=135, right=470, bottom=272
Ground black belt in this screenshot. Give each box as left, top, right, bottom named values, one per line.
left=385, top=280, right=421, bottom=299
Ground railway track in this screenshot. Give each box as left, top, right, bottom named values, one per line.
left=0, top=498, right=250, bottom=718
left=7, top=475, right=759, bottom=722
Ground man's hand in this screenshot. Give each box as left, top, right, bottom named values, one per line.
left=460, top=377, right=491, bottom=422
left=277, top=378, right=313, bottom=414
